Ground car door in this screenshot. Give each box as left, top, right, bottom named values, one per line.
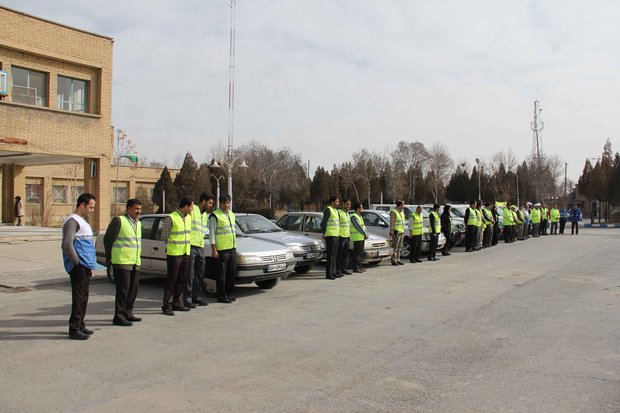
left=137, top=216, right=157, bottom=272
left=301, top=215, right=324, bottom=242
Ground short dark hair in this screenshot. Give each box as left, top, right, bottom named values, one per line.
left=199, top=192, right=215, bottom=203
left=433, top=203, right=440, bottom=210
left=341, top=197, right=350, bottom=203
left=396, top=200, right=404, bottom=207
left=219, top=193, right=231, bottom=203
left=76, top=192, right=96, bottom=207
left=15, top=196, right=21, bottom=201
left=352, top=202, right=362, bottom=211
left=328, top=195, right=339, bottom=204
left=179, top=196, right=194, bottom=208
left=126, top=198, right=142, bottom=209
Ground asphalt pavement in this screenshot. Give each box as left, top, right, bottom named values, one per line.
left=1, top=228, right=619, bottom=412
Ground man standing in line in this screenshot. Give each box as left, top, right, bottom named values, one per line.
left=559, top=205, right=568, bottom=234
left=464, top=200, right=477, bottom=252
left=349, top=202, right=368, bottom=273
left=549, top=204, right=560, bottom=235
left=503, top=203, right=515, bottom=243
left=389, top=201, right=406, bottom=266
left=513, top=205, right=524, bottom=241
left=474, top=201, right=483, bottom=250
left=569, top=204, right=582, bottom=235
left=530, top=203, right=541, bottom=238
left=61, top=193, right=98, bottom=340
left=210, top=194, right=238, bottom=302
left=336, top=198, right=353, bottom=276
left=520, top=203, right=530, bottom=240
left=184, top=192, right=215, bottom=308
left=440, top=204, right=453, bottom=256
left=104, top=198, right=143, bottom=327
left=491, top=204, right=500, bottom=246
left=14, top=196, right=24, bottom=226
left=320, top=196, right=340, bottom=280
left=427, top=203, right=441, bottom=261
left=161, top=197, right=194, bottom=315
left=409, top=205, right=424, bottom=263
left=541, top=203, right=549, bottom=236
left=482, top=202, right=494, bottom=248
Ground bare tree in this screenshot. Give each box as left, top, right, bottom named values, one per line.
left=427, top=141, right=454, bottom=202
left=391, top=141, right=428, bottom=203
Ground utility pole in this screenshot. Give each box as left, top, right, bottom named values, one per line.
left=531, top=100, right=544, bottom=163
left=564, top=162, right=568, bottom=199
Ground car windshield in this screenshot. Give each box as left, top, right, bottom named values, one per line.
left=236, top=215, right=283, bottom=234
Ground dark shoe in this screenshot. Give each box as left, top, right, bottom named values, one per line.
left=172, top=305, right=190, bottom=312
left=415, top=259, right=423, bottom=263
left=434, top=257, right=440, bottom=261
left=360, top=268, right=366, bottom=272
left=227, top=296, right=236, bottom=302
left=113, top=319, right=133, bottom=327
left=162, top=308, right=175, bottom=316
left=68, top=330, right=89, bottom=340
left=184, top=302, right=197, bottom=309
left=343, top=270, right=353, bottom=275
left=353, top=269, right=363, bottom=273
left=391, top=262, right=399, bottom=266
left=218, top=297, right=232, bottom=303
left=334, top=273, right=343, bottom=278
left=193, top=299, right=208, bottom=307
left=465, top=249, right=472, bottom=252
left=326, top=275, right=336, bottom=280
left=127, top=315, right=142, bottom=322
left=80, top=327, right=94, bottom=335
left=397, top=261, right=404, bottom=265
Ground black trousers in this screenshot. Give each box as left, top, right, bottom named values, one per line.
left=571, top=221, right=579, bottom=235
left=465, top=225, right=477, bottom=250
left=114, top=266, right=139, bottom=322
left=441, top=231, right=452, bottom=254
left=559, top=218, right=567, bottom=234
left=324, top=236, right=338, bottom=277
left=550, top=221, right=558, bottom=234
left=482, top=226, right=493, bottom=247
left=409, top=235, right=422, bottom=262
left=163, top=254, right=189, bottom=310
left=217, top=248, right=238, bottom=298
left=492, top=225, right=499, bottom=245
left=69, top=264, right=92, bottom=332
left=352, top=240, right=364, bottom=270
left=428, top=234, right=438, bottom=259
left=336, top=237, right=350, bottom=273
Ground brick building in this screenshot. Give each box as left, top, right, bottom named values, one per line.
left=0, top=6, right=113, bottom=231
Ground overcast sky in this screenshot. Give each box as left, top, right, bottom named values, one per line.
left=7, top=0, right=620, bottom=181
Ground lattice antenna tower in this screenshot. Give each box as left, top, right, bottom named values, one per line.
left=531, top=100, right=544, bottom=163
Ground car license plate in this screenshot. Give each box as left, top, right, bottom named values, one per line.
left=266, top=263, right=287, bottom=272
left=305, top=252, right=321, bottom=259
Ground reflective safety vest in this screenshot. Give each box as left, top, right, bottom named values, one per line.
left=502, top=208, right=514, bottom=226
left=531, top=208, right=541, bottom=224
left=111, top=215, right=142, bottom=265
left=550, top=208, right=560, bottom=223
left=542, top=208, right=548, bottom=220
left=467, top=207, right=477, bottom=226
left=324, top=206, right=340, bottom=237
left=513, top=210, right=523, bottom=225
left=212, top=208, right=237, bottom=251
left=559, top=208, right=568, bottom=219
left=482, top=208, right=492, bottom=225
left=190, top=204, right=207, bottom=248
left=391, top=209, right=405, bottom=233
left=429, top=211, right=441, bottom=234
left=167, top=210, right=191, bottom=256
left=410, top=212, right=424, bottom=236
left=338, top=209, right=350, bottom=238
left=474, top=209, right=482, bottom=227
left=349, top=213, right=366, bottom=242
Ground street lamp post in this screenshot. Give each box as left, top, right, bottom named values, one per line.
left=210, top=174, right=225, bottom=208
left=475, top=158, right=481, bottom=200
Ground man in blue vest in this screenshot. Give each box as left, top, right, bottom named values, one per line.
left=559, top=205, right=568, bottom=234
left=61, top=193, right=98, bottom=340
left=184, top=192, right=215, bottom=308
left=569, top=204, right=582, bottom=235
left=104, top=198, right=143, bottom=327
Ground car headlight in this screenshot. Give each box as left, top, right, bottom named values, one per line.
left=236, top=255, right=263, bottom=265
left=316, top=240, right=325, bottom=249
left=286, top=251, right=295, bottom=261
left=290, top=245, right=304, bottom=253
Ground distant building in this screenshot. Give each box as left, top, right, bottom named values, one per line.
left=0, top=6, right=113, bottom=230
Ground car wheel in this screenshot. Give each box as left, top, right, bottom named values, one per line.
left=106, top=265, right=115, bottom=283
left=400, top=237, right=411, bottom=260
left=294, top=264, right=313, bottom=274
left=255, top=278, right=280, bottom=289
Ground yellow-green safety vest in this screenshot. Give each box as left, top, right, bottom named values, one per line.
left=190, top=204, right=207, bottom=248
left=474, top=209, right=482, bottom=227
left=430, top=211, right=441, bottom=234
left=391, top=209, right=405, bottom=233
left=542, top=208, right=548, bottom=220
left=513, top=210, right=523, bottom=224
left=111, top=215, right=142, bottom=265
left=349, top=213, right=366, bottom=242
left=212, top=208, right=237, bottom=251
left=410, top=212, right=424, bottom=236
left=467, top=207, right=477, bottom=226
left=550, top=208, right=560, bottom=223
left=531, top=208, right=541, bottom=224
left=324, top=206, right=340, bottom=237
left=502, top=208, right=514, bottom=226
left=338, top=209, right=350, bottom=238
left=167, top=210, right=191, bottom=256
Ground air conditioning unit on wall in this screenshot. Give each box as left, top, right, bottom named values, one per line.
left=0, top=71, right=8, bottom=96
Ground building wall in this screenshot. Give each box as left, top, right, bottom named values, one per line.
left=0, top=6, right=114, bottom=230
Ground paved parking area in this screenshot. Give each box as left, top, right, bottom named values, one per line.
left=1, top=229, right=619, bottom=412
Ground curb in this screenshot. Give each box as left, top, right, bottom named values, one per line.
left=0, top=235, right=62, bottom=244
left=583, top=224, right=620, bottom=228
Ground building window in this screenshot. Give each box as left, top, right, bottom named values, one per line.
left=52, top=185, right=68, bottom=204
left=112, top=187, right=128, bottom=204
left=11, top=66, right=48, bottom=106
left=57, top=76, right=88, bottom=112
left=25, top=184, right=42, bottom=203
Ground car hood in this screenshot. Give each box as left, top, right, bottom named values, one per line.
left=244, top=231, right=321, bottom=247
left=236, top=236, right=293, bottom=256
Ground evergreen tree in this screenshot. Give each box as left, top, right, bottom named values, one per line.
left=173, top=152, right=199, bottom=200
left=152, top=166, right=177, bottom=213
